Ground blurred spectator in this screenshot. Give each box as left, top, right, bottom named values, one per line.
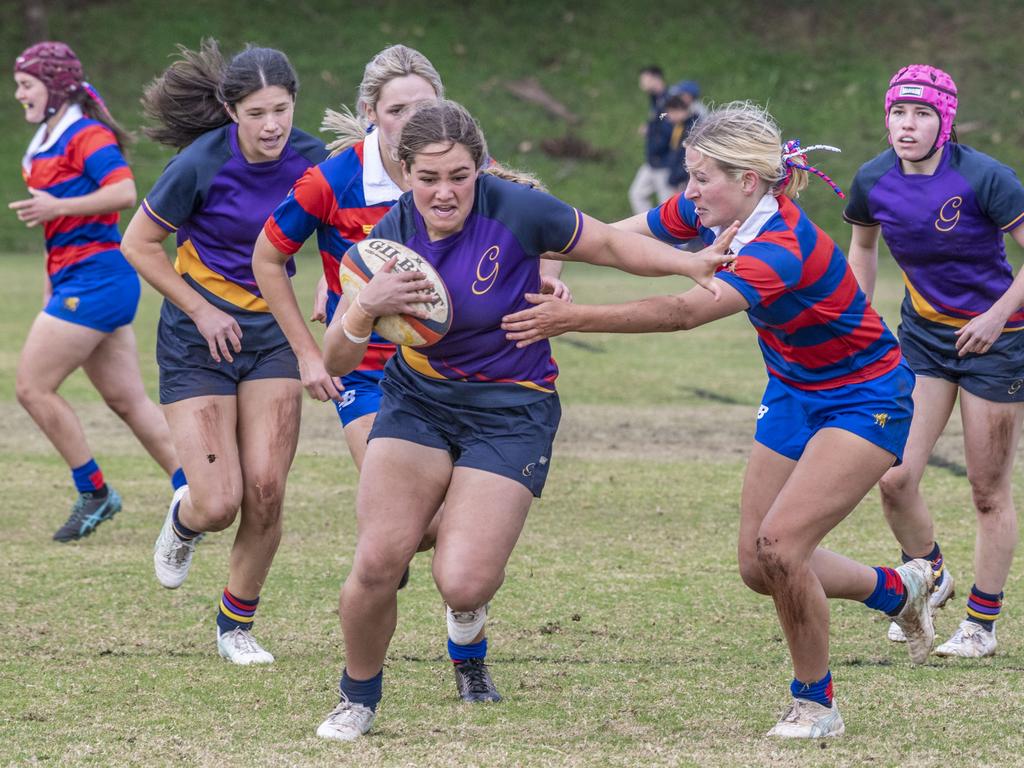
left=663, top=92, right=699, bottom=190
left=627, top=65, right=674, bottom=214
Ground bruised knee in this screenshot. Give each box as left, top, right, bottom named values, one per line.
left=754, top=535, right=794, bottom=592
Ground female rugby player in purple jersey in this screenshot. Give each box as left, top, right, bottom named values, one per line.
left=253, top=44, right=570, bottom=702
left=502, top=101, right=938, bottom=739
left=11, top=41, right=183, bottom=542
left=120, top=40, right=326, bottom=665
left=846, top=65, right=1024, bottom=658
left=310, top=99, right=731, bottom=741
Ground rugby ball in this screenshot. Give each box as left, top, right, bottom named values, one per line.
left=339, top=238, right=452, bottom=347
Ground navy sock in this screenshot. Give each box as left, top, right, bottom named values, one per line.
left=449, top=637, right=487, bottom=663
left=901, top=541, right=944, bottom=587
left=71, top=459, right=105, bottom=494
left=863, top=567, right=907, bottom=616
left=340, top=669, right=383, bottom=711
left=171, top=496, right=200, bottom=540
left=217, top=589, right=258, bottom=634
left=170, top=468, right=187, bottom=491
left=966, top=585, right=1002, bottom=631
left=791, top=670, right=833, bottom=708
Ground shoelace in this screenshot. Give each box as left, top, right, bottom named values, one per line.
left=326, top=698, right=371, bottom=726
left=779, top=701, right=803, bottom=723
left=224, top=629, right=263, bottom=656
left=162, top=531, right=201, bottom=565
left=458, top=660, right=494, bottom=694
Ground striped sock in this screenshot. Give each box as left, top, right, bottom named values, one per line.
left=340, top=668, right=383, bottom=711
left=170, top=468, right=187, bottom=491
left=217, top=589, right=258, bottom=634
left=71, top=459, right=105, bottom=494
left=901, top=541, right=945, bottom=588
left=171, top=499, right=200, bottom=541
left=966, top=585, right=1002, bottom=631
left=791, top=670, right=833, bottom=708
left=863, top=566, right=907, bottom=616
left=449, top=636, right=488, bottom=663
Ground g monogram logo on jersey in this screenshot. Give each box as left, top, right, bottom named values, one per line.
left=935, top=196, right=962, bottom=232
left=472, top=245, right=501, bottom=295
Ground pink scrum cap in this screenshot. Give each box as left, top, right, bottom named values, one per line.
left=885, top=64, right=958, bottom=153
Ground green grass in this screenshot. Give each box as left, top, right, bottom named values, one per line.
left=3, top=2, right=1024, bottom=765
left=2, top=241, right=1023, bottom=766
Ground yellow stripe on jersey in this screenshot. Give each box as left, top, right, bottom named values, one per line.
left=554, top=209, right=583, bottom=254
left=400, top=346, right=448, bottom=379
left=401, top=346, right=555, bottom=392
left=175, top=240, right=269, bottom=313
left=1002, top=209, right=1024, bottom=232
left=903, top=273, right=968, bottom=328
left=142, top=198, right=178, bottom=232
left=903, top=273, right=1023, bottom=332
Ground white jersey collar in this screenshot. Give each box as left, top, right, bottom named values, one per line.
left=711, top=193, right=778, bottom=252
left=362, top=128, right=404, bottom=205
left=23, top=105, right=84, bottom=175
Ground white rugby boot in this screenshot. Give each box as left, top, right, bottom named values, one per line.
left=888, top=566, right=955, bottom=642
left=934, top=620, right=997, bottom=658
left=316, top=696, right=376, bottom=741
left=153, top=485, right=200, bottom=589
left=767, top=699, right=845, bottom=739
left=217, top=628, right=274, bottom=665
left=890, top=559, right=936, bottom=664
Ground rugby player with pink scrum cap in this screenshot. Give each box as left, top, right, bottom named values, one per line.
left=846, top=65, right=1024, bottom=658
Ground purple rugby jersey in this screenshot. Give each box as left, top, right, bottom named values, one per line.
left=844, top=144, right=1024, bottom=330
left=142, top=123, right=326, bottom=347
left=371, top=173, right=583, bottom=406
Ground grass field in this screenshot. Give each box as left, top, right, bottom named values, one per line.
left=3, top=2, right=1024, bottom=766
left=2, top=246, right=1023, bottom=767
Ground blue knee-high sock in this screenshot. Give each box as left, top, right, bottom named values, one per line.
left=863, top=567, right=907, bottom=616
left=340, top=668, right=383, bottom=711
left=170, top=468, right=187, bottom=491
left=449, top=637, right=488, bottom=663
left=791, top=670, right=833, bottom=708
left=71, top=459, right=106, bottom=495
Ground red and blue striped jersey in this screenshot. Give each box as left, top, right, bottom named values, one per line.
left=264, top=130, right=397, bottom=371
left=649, top=192, right=901, bottom=390
left=22, top=105, right=134, bottom=283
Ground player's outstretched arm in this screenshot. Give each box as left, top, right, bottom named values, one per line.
left=564, top=214, right=738, bottom=296
left=502, top=279, right=749, bottom=348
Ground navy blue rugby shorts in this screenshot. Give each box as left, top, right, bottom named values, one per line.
left=899, top=312, right=1024, bottom=403
left=368, top=368, right=561, bottom=498
left=157, top=318, right=299, bottom=404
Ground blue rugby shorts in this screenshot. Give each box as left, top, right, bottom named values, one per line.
left=754, top=362, right=915, bottom=464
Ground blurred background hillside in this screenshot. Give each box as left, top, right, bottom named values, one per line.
left=2, top=0, right=1024, bottom=255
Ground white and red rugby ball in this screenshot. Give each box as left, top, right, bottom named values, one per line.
left=339, top=238, right=452, bottom=347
